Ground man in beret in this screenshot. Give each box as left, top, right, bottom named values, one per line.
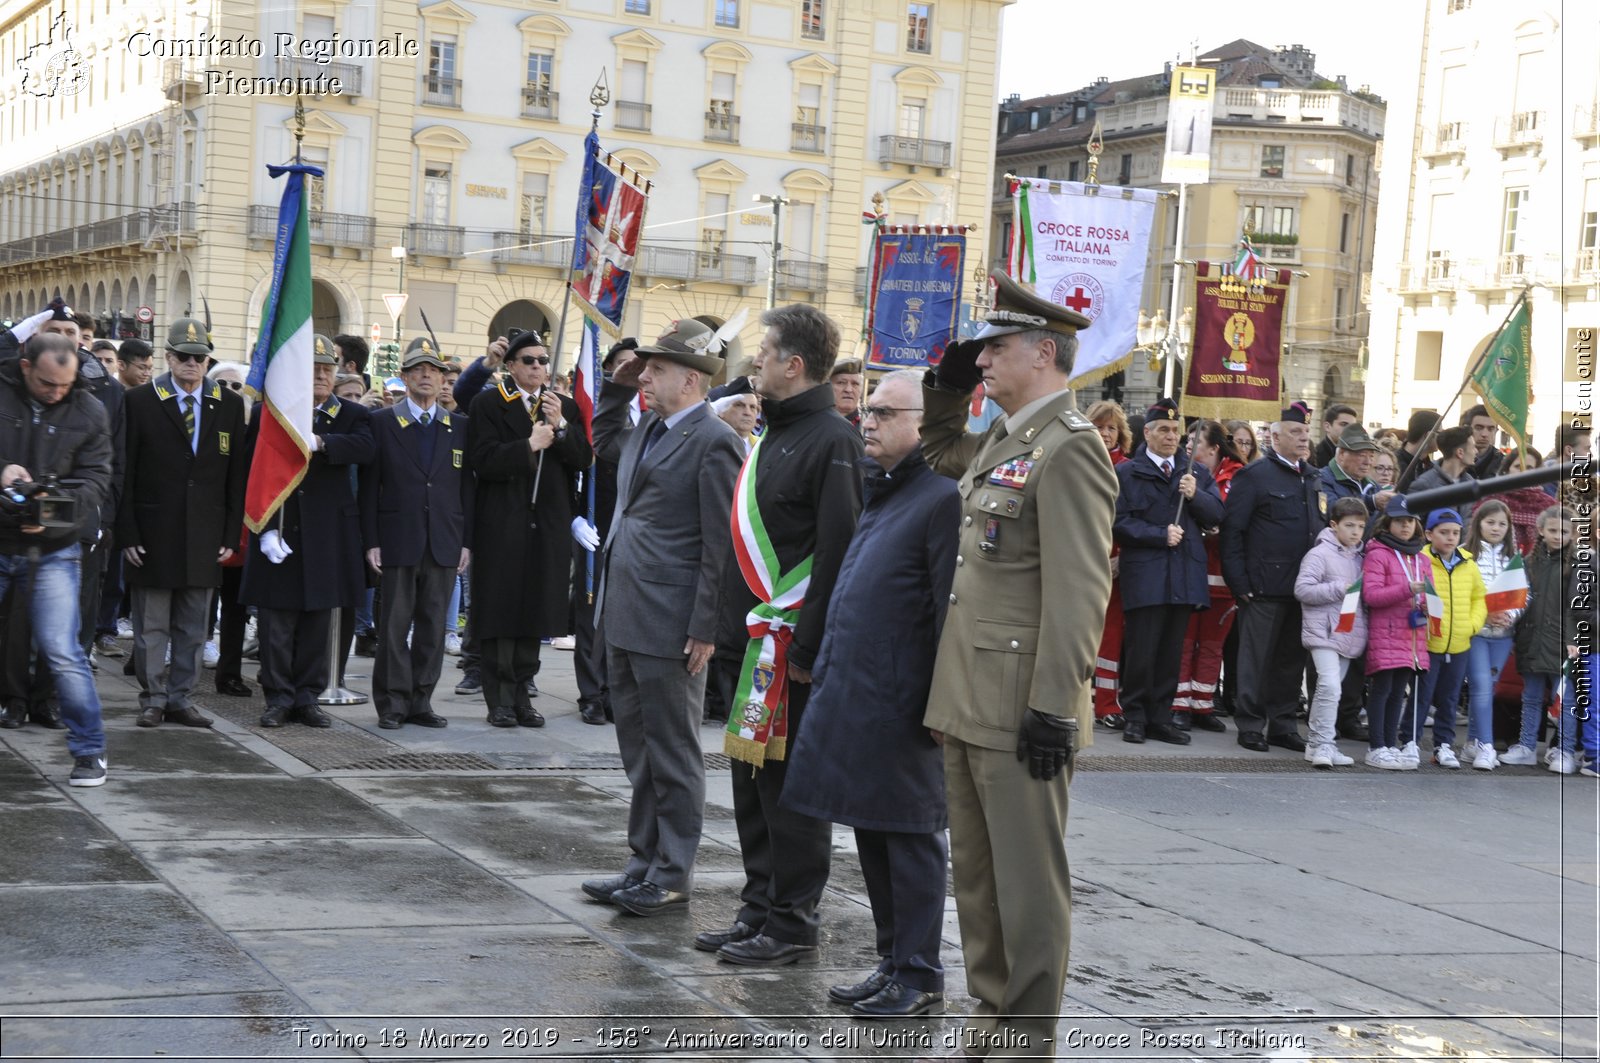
left=582, top=320, right=744, bottom=915
left=117, top=316, right=247, bottom=728
left=830, top=357, right=864, bottom=429
left=919, top=270, right=1117, bottom=1057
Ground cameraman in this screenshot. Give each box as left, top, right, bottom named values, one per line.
left=0, top=334, right=112, bottom=786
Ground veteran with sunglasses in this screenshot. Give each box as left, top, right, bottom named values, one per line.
left=117, top=316, right=248, bottom=729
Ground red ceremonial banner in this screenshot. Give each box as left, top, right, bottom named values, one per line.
left=1180, top=263, right=1292, bottom=422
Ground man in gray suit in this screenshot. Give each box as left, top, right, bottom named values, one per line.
left=581, top=320, right=745, bottom=916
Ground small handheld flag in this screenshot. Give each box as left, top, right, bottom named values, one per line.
left=1336, top=576, right=1363, bottom=633
left=1484, top=553, right=1529, bottom=612
left=1425, top=576, right=1445, bottom=639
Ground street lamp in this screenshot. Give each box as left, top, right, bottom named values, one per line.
left=1135, top=306, right=1193, bottom=383
left=754, top=193, right=788, bottom=311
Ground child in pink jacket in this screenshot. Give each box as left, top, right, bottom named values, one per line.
left=1361, top=496, right=1431, bottom=770
left=1294, top=497, right=1370, bottom=769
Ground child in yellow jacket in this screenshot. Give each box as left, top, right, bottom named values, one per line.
left=1404, top=508, right=1487, bottom=768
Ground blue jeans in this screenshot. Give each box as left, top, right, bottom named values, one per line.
left=446, top=574, right=462, bottom=634
left=0, top=544, right=104, bottom=756
left=1576, top=653, right=1600, bottom=760
left=1465, top=635, right=1513, bottom=746
left=1519, top=671, right=1578, bottom=753
left=1365, top=667, right=1418, bottom=749
left=354, top=587, right=375, bottom=637
left=1411, top=650, right=1470, bottom=746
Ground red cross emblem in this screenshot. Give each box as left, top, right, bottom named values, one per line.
left=1064, top=287, right=1093, bottom=314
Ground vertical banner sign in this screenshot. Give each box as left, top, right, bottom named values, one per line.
left=1469, top=294, right=1534, bottom=454
left=570, top=130, right=649, bottom=337
left=1008, top=180, right=1158, bottom=387
left=1162, top=66, right=1216, bottom=185
left=866, top=231, right=966, bottom=370
left=1180, top=262, right=1292, bottom=422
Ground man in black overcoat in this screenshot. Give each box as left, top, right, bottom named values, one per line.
left=240, top=336, right=376, bottom=727
left=465, top=330, right=591, bottom=727
left=117, top=317, right=247, bottom=729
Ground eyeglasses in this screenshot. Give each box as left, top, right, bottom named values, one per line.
left=168, top=350, right=207, bottom=364
left=862, top=405, right=921, bottom=421
left=220, top=380, right=243, bottom=391
left=514, top=355, right=551, bottom=366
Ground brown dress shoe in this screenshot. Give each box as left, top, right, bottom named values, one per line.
left=165, top=705, right=213, bottom=728
left=136, top=706, right=163, bottom=728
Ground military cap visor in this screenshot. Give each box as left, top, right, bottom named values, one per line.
left=830, top=358, right=863, bottom=378
left=636, top=320, right=725, bottom=376
left=975, top=271, right=1091, bottom=342
left=311, top=334, right=339, bottom=366
left=165, top=317, right=214, bottom=357
left=402, top=335, right=450, bottom=370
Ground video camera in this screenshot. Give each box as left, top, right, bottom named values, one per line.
left=0, top=477, right=77, bottom=532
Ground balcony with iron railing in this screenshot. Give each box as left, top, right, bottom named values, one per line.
left=1492, top=110, right=1543, bottom=150
left=1575, top=103, right=1600, bottom=142
left=791, top=122, right=826, bottom=153
left=776, top=259, right=828, bottom=292
left=694, top=250, right=757, bottom=285
left=1497, top=252, right=1528, bottom=283
left=1419, top=120, right=1468, bottom=161
left=878, top=135, right=952, bottom=170
left=1425, top=256, right=1457, bottom=289
left=161, top=57, right=203, bottom=102
left=521, top=86, right=558, bottom=120
left=1575, top=247, right=1600, bottom=279
left=489, top=231, right=574, bottom=269
left=704, top=110, right=740, bottom=143
left=406, top=222, right=464, bottom=257
left=275, top=56, right=363, bottom=95
left=421, top=75, right=461, bottom=108
left=617, top=100, right=652, bottom=131
left=0, top=204, right=196, bottom=266
left=248, top=204, right=374, bottom=249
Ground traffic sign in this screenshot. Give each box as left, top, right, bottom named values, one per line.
left=370, top=323, right=382, bottom=346
left=382, top=293, right=408, bottom=324
left=135, top=305, right=153, bottom=324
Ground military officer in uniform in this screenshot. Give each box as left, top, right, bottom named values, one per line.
left=241, top=336, right=376, bottom=727
left=360, top=337, right=473, bottom=729
left=118, top=317, right=248, bottom=729
left=920, top=271, right=1117, bottom=1059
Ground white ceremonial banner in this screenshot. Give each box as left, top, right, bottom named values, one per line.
left=1162, top=66, right=1215, bottom=184
left=1007, top=179, right=1159, bottom=387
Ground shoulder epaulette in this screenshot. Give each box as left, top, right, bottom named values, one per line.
left=153, top=385, right=173, bottom=401
left=1061, top=409, right=1094, bottom=431
left=497, top=378, right=519, bottom=402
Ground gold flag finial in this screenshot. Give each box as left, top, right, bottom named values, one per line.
left=1085, top=119, right=1104, bottom=186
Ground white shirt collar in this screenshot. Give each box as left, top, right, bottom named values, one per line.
left=405, top=397, right=438, bottom=422
left=1146, top=449, right=1177, bottom=472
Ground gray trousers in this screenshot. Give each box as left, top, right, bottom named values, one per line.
left=608, top=644, right=708, bottom=892
left=131, top=586, right=211, bottom=711
left=373, top=563, right=454, bottom=720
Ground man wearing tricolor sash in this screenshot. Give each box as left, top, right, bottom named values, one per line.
left=698, top=305, right=863, bottom=967
left=919, top=271, right=1116, bottom=1059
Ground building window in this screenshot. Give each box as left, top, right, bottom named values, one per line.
left=302, top=146, right=327, bottom=216
left=1067, top=160, right=1080, bottom=182
left=1272, top=206, right=1295, bottom=236
left=426, top=35, right=459, bottom=105
left=715, top=0, right=739, bottom=28
left=527, top=51, right=553, bottom=89
left=1339, top=211, right=1351, bottom=253
left=1502, top=188, right=1528, bottom=253
left=519, top=173, right=548, bottom=238
left=1345, top=152, right=1356, bottom=185
left=1260, top=144, right=1286, bottom=178
left=701, top=192, right=728, bottom=267
left=1414, top=333, right=1443, bottom=381
left=1334, top=287, right=1346, bottom=330
left=906, top=3, right=932, bottom=54
left=625, top=0, right=649, bottom=13
left=423, top=166, right=451, bottom=225
left=801, top=0, right=824, bottom=38
left=899, top=100, right=925, bottom=140
left=1036, top=165, right=1047, bottom=179
left=1117, top=153, right=1132, bottom=184
left=1447, top=0, right=1469, bottom=11
left=1582, top=180, right=1598, bottom=251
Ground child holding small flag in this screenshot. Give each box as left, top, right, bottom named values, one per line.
left=1463, top=501, right=1523, bottom=770
left=1406, top=509, right=1487, bottom=769
left=1294, top=498, right=1370, bottom=768
left=1361, top=497, right=1431, bottom=770
left=1507, top=506, right=1579, bottom=772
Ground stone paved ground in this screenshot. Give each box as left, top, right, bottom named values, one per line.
left=0, top=639, right=1595, bottom=1061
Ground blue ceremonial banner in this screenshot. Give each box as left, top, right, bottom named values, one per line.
left=866, top=231, right=966, bottom=370
left=570, top=129, right=647, bottom=337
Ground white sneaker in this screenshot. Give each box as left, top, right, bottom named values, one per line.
left=1324, top=744, right=1355, bottom=766
left=1312, top=745, right=1334, bottom=769
left=1461, top=739, right=1483, bottom=760
left=1545, top=746, right=1559, bottom=765
left=1471, top=745, right=1498, bottom=771
left=202, top=640, right=220, bottom=669
left=1549, top=751, right=1578, bottom=775
left=1365, top=747, right=1401, bottom=769
left=551, top=635, right=577, bottom=651
left=116, top=618, right=134, bottom=638
left=1398, top=741, right=1420, bottom=769
left=1499, top=744, right=1537, bottom=766
left=1433, top=744, right=1461, bottom=770
left=444, top=633, right=462, bottom=656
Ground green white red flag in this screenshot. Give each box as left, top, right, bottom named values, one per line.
left=1426, top=576, right=1445, bottom=639
left=1484, top=553, right=1529, bottom=612
left=1336, top=576, right=1362, bottom=633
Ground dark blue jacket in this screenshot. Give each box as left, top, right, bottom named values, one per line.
left=1221, top=451, right=1322, bottom=600
left=358, top=404, right=474, bottom=567
left=1114, top=454, right=1226, bottom=610
left=1317, top=461, right=1376, bottom=516
left=781, top=449, right=958, bottom=833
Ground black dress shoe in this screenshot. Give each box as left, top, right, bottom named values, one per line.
left=0, top=705, right=25, bottom=729
left=582, top=873, right=642, bottom=903
left=1237, top=730, right=1269, bottom=752
left=516, top=707, right=545, bottom=728
left=1146, top=723, right=1192, bottom=745
left=1337, top=723, right=1370, bottom=742
left=298, top=704, right=332, bottom=728
left=1268, top=732, right=1307, bottom=753
left=136, top=706, right=163, bottom=728
left=28, top=704, right=64, bottom=730
left=613, top=880, right=689, bottom=916
left=166, top=705, right=213, bottom=728
left=407, top=711, right=449, bottom=728
left=526, top=678, right=540, bottom=698
left=454, top=670, right=482, bottom=696
left=1121, top=721, right=1146, bottom=743
left=1192, top=713, right=1228, bottom=732
left=215, top=676, right=252, bottom=697
left=1098, top=712, right=1126, bottom=730
left=1172, top=710, right=1192, bottom=731
left=259, top=705, right=292, bottom=728
left=851, top=981, right=944, bottom=1019
left=579, top=700, right=607, bottom=726
left=717, top=933, right=818, bottom=967
left=828, top=969, right=892, bottom=1004
left=122, top=658, right=136, bottom=676
left=353, top=635, right=377, bottom=657
left=377, top=714, right=404, bottom=730
left=487, top=710, right=517, bottom=727
left=693, top=920, right=759, bottom=952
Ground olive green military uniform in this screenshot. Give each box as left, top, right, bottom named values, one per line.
left=920, top=274, right=1117, bottom=1059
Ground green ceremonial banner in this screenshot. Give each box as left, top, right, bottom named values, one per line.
left=1470, top=296, right=1534, bottom=454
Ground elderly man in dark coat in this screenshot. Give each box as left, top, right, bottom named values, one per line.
left=783, top=369, right=958, bottom=1019
left=1113, top=399, right=1226, bottom=746
left=465, top=330, right=591, bottom=728
left=240, top=336, right=376, bottom=728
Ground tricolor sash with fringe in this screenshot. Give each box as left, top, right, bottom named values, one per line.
left=725, top=434, right=812, bottom=768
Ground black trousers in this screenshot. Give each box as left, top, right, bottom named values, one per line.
left=481, top=636, right=540, bottom=713
left=1234, top=598, right=1306, bottom=738
left=571, top=541, right=606, bottom=704
left=1, top=569, right=53, bottom=713
left=213, top=566, right=247, bottom=684
left=75, top=537, right=104, bottom=651
left=727, top=661, right=832, bottom=945
left=1119, top=604, right=1191, bottom=728
left=97, top=544, right=123, bottom=637
left=257, top=607, right=332, bottom=710
left=856, top=827, right=947, bottom=993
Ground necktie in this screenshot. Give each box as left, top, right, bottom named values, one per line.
left=420, top=411, right=432, bottom=426
left=1161, top=459, right=1173, bottom=478
left=418, top=411, right=436, bottom=468
left=183, top=396, right=196, bottom=452
left=640, top=419, right=667, bottom=459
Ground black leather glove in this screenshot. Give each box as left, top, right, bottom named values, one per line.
left=931, top=338, right=984, bottom=393
left=1016, top=709, right=1075, bottom=781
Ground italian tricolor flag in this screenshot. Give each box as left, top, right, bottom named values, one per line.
left=1335, top=576, right=1362, bottom=633
left=1426, top=576, right=1445, bottom=638
left=243, top=162, right=317, bottom=532
left=1485, top=553, right=1530, bottom=612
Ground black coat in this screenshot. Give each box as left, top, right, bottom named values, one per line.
left=0, top=360, right=112, bottom=556
left=466, top=382, right=592, bottom=639
left=781, top=450, right=958, bottom=832
left=240, top=398, right=376, bottom=610
left=1114, top=454, right=1226, bottom=610
left=116, top=373, right=247, bottom=589
left=358, top=403, right=473, bottom=567
left=1220, top=451, right=1322, bottom=601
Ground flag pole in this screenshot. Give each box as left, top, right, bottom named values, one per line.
left=1396, top=285, right=1532, bottom=489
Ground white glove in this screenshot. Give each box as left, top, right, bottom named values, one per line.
left=260, top=529, right=294, bottom=564
left=571, top=517, right=600, bottom=551
left=9, top=309, right=53, bottom=344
